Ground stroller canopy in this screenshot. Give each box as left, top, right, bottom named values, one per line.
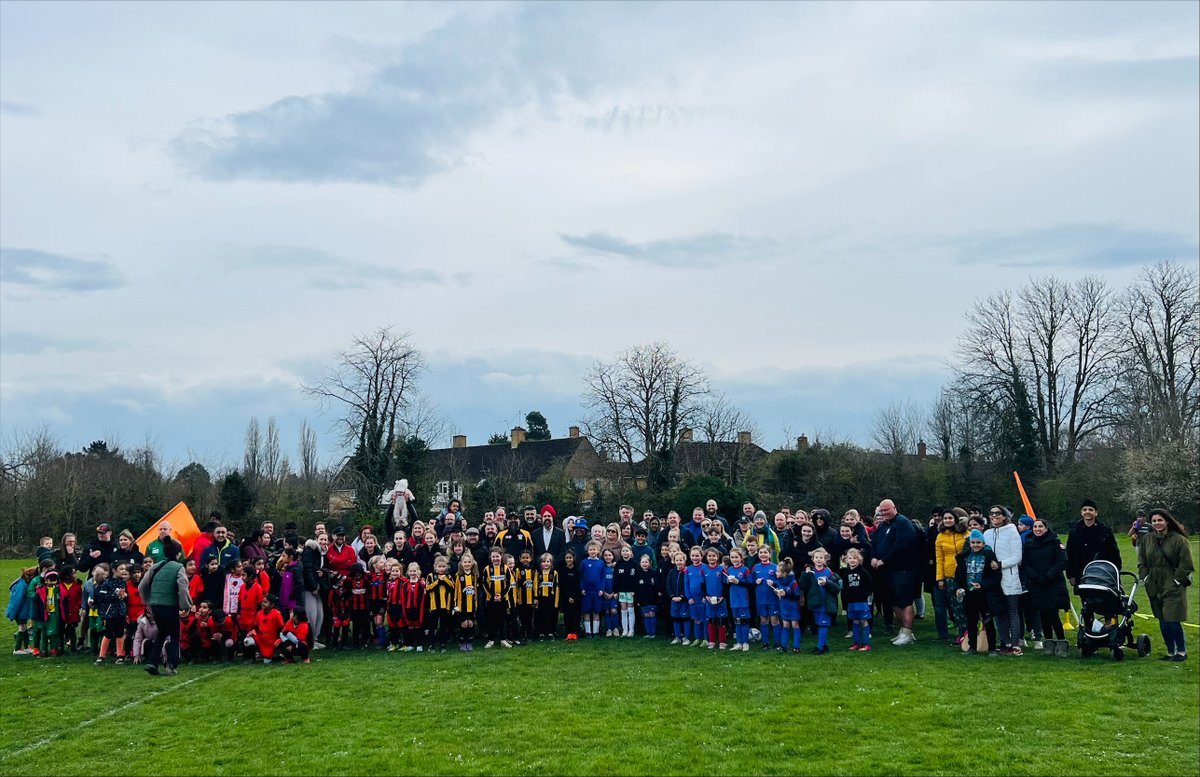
left=1079, top=560, right=1122, bottom=594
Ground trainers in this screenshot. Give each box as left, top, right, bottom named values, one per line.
left=680, top=638, right=691, bottom=646
left=811, top=647, right=828, bottom=655
left=313, top=642, right=326, bottom=650
left=386, top=644, right=397, bottom=652
left=144, top=664, right=159, bottom=675
left=459, top=644, right=468, bottom=652
left=859, top=644, right=872, bottom=652
left=500, top=640, right=513, bottom=648
left=484, top=641, right=495, bottom=649
left=115, top=657, right=126, bottom=665
left=707, top=642, right=715, bottom=650
left=1170, top=654, right=1187, bottom=662
left=1010, top=647, right=1023, bottom=656
left=162, top=666, right=177, bottom=676
left=94, top=657, right=105, bottom=665
left=670, top=638, right=680, bottom=645
left=893, top=633, right=916, bottom=646
left=465, top=642, right=474, bottom=651
left=416, top=646, right=424, bottom=652
left=760, top=643, right=770, bottom=651
left=844, top=631, right=854, bottom=639
left=719, top=643, right=727, bottom=650
left=849, top=644, right=860, bottom=651
left=400, top=646, right=413, bottom=652
left=1032, top=640, right=1044, bottom=650
left=303, top=658, right=311, bottom=664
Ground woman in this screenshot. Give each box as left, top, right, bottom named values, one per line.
left=934, top=510, right=968, bottom=643
left=358, top=534, right=384, bottom=569
left=56, top=533, right=82, bottom=570
left=138, top=539, right=191, bottom=676
left=601, top=524, right=624, bottom=556
left=1019, top=518, right=1070, bottom=654
left=240, top=530, right=270, bottom=565
left=111, top=530, right=145, bottom=570
left=302, top=533, right=330, bottom=648
left=983, top=506, right=1025, bottom=655
left=1137, top=508, right=1194, bottom=662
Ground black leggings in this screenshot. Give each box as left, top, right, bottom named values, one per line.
left=148, top=604, right=180, bottom=669
left=1038, top=609, right=1065, bottom=640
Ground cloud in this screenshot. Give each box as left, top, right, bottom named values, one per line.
left=581, top=103, right=703, bottom=133
left=1029, top=55, right=1200, bottom=101
left=225, top=245, right=444, bottom=288
left=0, top=331, right=118, bottom=355
left=0, top=248, right=123, bottom=291
left=558, top=231, right=780, bottom=269
left=0, top=100, right=41, bottom=117
left=945, top=223, right=1199, bottom=269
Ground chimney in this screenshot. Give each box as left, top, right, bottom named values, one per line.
left=680, top=428, right=693, bottom=443
left=797, top=435, right=809, bottom=452
left=737, top=431, right=752, bottom=446
left=453, top=434, right=467, bottom=448
left=511, top=426, right=527, bottom=449
left=918, top=440, right=927, bottom=460
left=569, top=425, right=580, bottom=439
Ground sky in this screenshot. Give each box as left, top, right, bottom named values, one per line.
left=1, top=1, right=1197, bottom=476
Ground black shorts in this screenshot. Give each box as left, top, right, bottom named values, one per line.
left=888, top=570, right=919, bottom=604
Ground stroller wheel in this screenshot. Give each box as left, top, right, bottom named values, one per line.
left=1137, top=635, right=1151, bottom=658
left=1080, top=643, right=1095, bottom=658
left=1112, top=647, right=1125, bottom=662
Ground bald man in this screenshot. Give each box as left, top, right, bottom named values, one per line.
left=146, top=522, right=175, bottom=564
left=870, top=499, right=921, bottom=645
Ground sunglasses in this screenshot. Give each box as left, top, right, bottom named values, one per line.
left=989, top=511, right=1003, bottom=516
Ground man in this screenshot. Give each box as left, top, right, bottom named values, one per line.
left=684, top=507, right=707, bottom=547
left=325, top=525, right=359, bottom=576
left=467, top=527, right=490, bottom=568
left=705, top=499, right=729, bottom=532
left=533, top=505, right=567, bottom=562
left=522, top=505, right=539, bottom=534
left=1127, top=509, right=1150, bottom=548
left=79, top=523, right=119, bottom=574
left=191, top=513, right=223, bottom=564
left=870, top=499, right=921, bottom=646
left=496, top=512, right=534, bottom=560
left=482, top=521, right=500, bottom=550
left=146, top=521, right=175, bottom=564
left=1066, top=499, right=1122, bottom=585
left=482, top=510, right=496, bottom=528
left=618, top=505, right=635, bottom=528
left=199, top=524, right=240, bottom=572
left=741, top=502, right=756, bottom=526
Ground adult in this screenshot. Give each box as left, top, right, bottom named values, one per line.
left=139, top=539, right=191, bottom=676
left=302, top=533, right=330, bottom=649
left=1127, top=509, right=1150, bottom=548
left=496, top=513, right=535, bottom=560
left=190, top=513, right=223, bottom=565
left=1019, top=518, right=1070, bottom=654
left=466, top=528, right=490, bottom=569
left=704, top=499, right=729, bottom=532
left=784, top=522, right=823, bottom=572
left=933, top=510, right=968, bottom=642
left=983, top=506, right=1025, bottom=655
left=533, top=505, right=567, bottom=563
left=1065, top=499, right=1122, bottom=586
left=1137, top=508, right=1194, bottom=662
left=567, top=519, right=591, bottom=562
left=810, top=509, right=837, bottom=548
left=55, top=533, right=82, bottom=571
left=432, top=498, right=462, bottom=540
left=683, top=507, right=707, bottom=548
left=240, top=529, right=271, bottom=566
left=601, top=523, right=626, bottom=556
left=78, top=523, right=119, bottom=575
left=617, top=505, right=635, bottom=531
left=325, top=526, right=359, bottom=577
left=749, top=510, right=781, bottom=560
left=358, top=534, right=385, bottom=569
left=351, top=525, right=374, bottom=554
left=146, top=522, right=175, bottom=564
left=111, top=530, right=145, bottom=570
left=387, top=530, right=416, bottom=568
left=522, top=505, right=540, bottom=535
left=870, top=499, right=922, bottom=646
left=199, top=524, right=240, bottom=572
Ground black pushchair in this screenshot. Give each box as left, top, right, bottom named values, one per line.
left=1075, top=560, right=1151, bottom=661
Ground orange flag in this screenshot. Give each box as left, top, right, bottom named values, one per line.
left=136, top=502, right=201, bottom=558
left=1013, top=471, right=1037, bottom=520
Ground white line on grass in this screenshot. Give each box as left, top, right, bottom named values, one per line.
left=1, top=668, right=227, bottom=761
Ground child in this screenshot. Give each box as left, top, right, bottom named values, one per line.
left=198, top=556, right=225, bottom=609
left=615, top=544, right=639, bottom=637
left=558, top=550, right=581, bottom=640
left=773, top=558, right=802, bottom=653
left=80, top=562, right=104, bottom=654
left=185, top=558, right=203, bottom=610
left=222, top=560, right=246, bottom=623
left=93, top=563, right=129, bottom=664
left=601, top=548, right=619, bottom=637
left=954, top=530, right=1001, bottom=656
left=533, top=553, right=560, bottom=641
left=385, top=561, right=406, bottom=651
left=178, top=607, right=197, bottom=664
left=425, top=556, right=455, bottom=652
left=634, top=553, right=661, bottom=639
left=237, top=565, right=265, bottom=654
left=684, top=546, right=707, bottom=648
left=33, top=564, right=64, bottom=657
left=666, top=552, right=690, bottom=644
left=369, top=556, right=389, bottom=648
left=279, top=549, right=303, bottom=617
left=701, top=547, right=728, bottom=649
left=453, top=552, right=480, bottom=650
left=753, top=546, right=780, bottom=651
left=512, top=550, right=536, bottom=643
left=326, top=571, right=350, bottom=649
left=246, top=594, right=285, bottom=664
left=399, top=562, right=427, bottom=651
left=579, top=542, right=606, bottom=639
left=124, top=565, right=146, bottom=654
left=724, top=548, right=754, bottom=651
left=36, top=536, right=56, bottom=567
left=346, top=566, right=372, bottom=649
left=195, top=601, right=232, bottom=662
left=7, top=566, right=36, bottom=655
left=798, top=548, right=842, bottom=655
left=482, top=548, right=511, bottom=649
left=130, top=611, right=159, bottom=665
left=58, top=565, right=83, bottom=654
left=840, top=548, right=875, bottom=651
left=278, top=607, right=311, bottom=664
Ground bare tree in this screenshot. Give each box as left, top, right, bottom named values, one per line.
left=243, top=417, right=262, bottom=485
left=871, top=400, right=925, bottom=455
left=581, top=341, right=709, bottom=487
left=264, top=417, right=281, bottom=483
left=298, top=418, right=320, bottom=484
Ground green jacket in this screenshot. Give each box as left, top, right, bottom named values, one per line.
left=1137, top=531, right=1193, bottom=622
left=140, top=560, right=192, bottom=610
left=798, top=568, right=843, bottom=612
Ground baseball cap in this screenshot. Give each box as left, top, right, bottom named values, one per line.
left=333, top=525, right=347, bottom=535
left=96, top=523, right=112, bottom=533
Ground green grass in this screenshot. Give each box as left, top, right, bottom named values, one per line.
left=1, top=542, right=1197, bottom=776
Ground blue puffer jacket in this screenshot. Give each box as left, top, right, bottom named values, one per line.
left=6, top=576, right=34, bottom=621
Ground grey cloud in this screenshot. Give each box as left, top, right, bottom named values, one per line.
left=581, top=103, right=703, bottom=133
left=0, top=247, right=123, bottom=291
left=945, top=223, right=1199, bottom=269
left=0, top=331, right=118, bottom=355
left=558, top=231, right=780, bottom=269
left=227, top=244, right=445, bottom=288
left=0, top=100, right=41, bottom=117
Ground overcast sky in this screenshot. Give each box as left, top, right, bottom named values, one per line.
left=1, top=1, right=1197, bottom=474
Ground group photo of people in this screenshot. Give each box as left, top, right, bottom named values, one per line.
left=7, top=493, right=1194, bottom=677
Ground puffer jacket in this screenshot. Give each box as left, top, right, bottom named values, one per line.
left=983, top=522, right=1024, bottom=595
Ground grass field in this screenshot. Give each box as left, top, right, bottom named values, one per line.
left=0, top=542, right=1196, bottom=776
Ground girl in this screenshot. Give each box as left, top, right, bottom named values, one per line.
left=614, top=544, right=639, bottom=637
left=773, top=558, right=802, bottom=653
left=399, top=562, right=427, bottom=651
left=386, top=530, right=414, bottom=568
left=7, top=566, right=36, bottom=655
left=415, top=530, right=442, bottom=576
left=512, top=550, right=536, bottom=643
left=954, top=530, right=1001, bottom=656
left=684, top=546, right=707, bottom=648
left=799, top=548, right=842, bottom=655
left=130, top=611, right=159, bottom=665
left=222, top=560, right=246, bottom=626
left=753, top=546, right=780, bottom=650
left=666, top=551, right=690, bottom=644
left=237, top=565, right=265, bottom=652
left=446, top=538, right=469, bottom=575
left=425, top=556, right=455, bottom=652
left=482, top=548, right=511, bottom=649
left=93, top=562, right=129, bottom=664
left=534, top=553, right=560, bottom=641
left=579, top=541, right=606, bottom=639
left=278, top=607, right=311, bottom=664
left=345, top=566, right=372, bottom=648
left=558, top=549, right=581, bottom=640
left=83, top=564, right=105, bottom=654
left=724, top=547, right=753, bottom=651
left=247, top=594, right=285, bottom=664
left=701, top=547, right=727, bottom=649
left=601, top=548, right=619, bottom=636
left=634, top=553, right=660, bottom=639
left=385, top=560, right=407, bottom=650
left=369, top=556, right=389, bottom=648
left=58, top=564, right=83, bottom=654
left=841, top=548, right=874, bottom=651
left=453, top=552, right=480, bottom=650
left=198, top=556, right=225, bottom=609
left=279, top=548, right=302, bottom=616
left=185, top=558, right=203, bottom=609
left=1137, top=508, right=1193, bottom=662
left=1020, top=518, right=1070, bottom=654
left=124, top=565, right=145, bottom=656
left=358, top=534, right=384, bottom=570
left=934, top=510, right=968, bottom=643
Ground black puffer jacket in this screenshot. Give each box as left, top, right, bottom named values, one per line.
left=1019, top=532, right=1069, bottom=611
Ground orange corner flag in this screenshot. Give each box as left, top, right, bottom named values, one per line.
left=1013, top=471, right=1037, bottom=520
left=136, top=502, right=201, bottom=558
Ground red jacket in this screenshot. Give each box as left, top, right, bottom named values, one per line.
left=238, top=583, right=264, bottom=631
left=197, top=614, right=235, bottom=648
left=59, top=580, right=83, bottom=625
left=253, top=609, right=285, bottom=658
left=191, top=532, right=215, bottom=564
left=325, top=542, right=358, bottom=576
left=125, top=580, right=145, bottom=622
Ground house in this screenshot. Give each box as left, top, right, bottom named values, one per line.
left=423, top=426, right=611, bottom=509
left=623, top=429, right=770, bottom=488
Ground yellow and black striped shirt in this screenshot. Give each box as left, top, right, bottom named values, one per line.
left=534, top=569, right=559, bottom=608
left=510, top=565, right=536, bottom=606
left=426, top=573, right=455, bottom=612
left=454, top=571, right=480, bottom=615
left=482, top=564, right=510, bottom=603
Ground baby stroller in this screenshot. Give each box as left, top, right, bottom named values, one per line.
left=1075, top=560, right=1151, bottom=661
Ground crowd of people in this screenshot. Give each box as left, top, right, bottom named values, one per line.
left=6, top=495, right=1193, bottom=677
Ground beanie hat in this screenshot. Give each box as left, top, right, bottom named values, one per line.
left=1018, top=515, right=1035, bottom=528
left=968, top=529, right=985, bottom=542
left=540, top=504, right=557, bottom=520
left=1080, top=498, right=1097, bottom=509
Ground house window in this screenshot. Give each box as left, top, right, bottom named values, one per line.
left=437, top=481, right=449, bottom=497
left=574, top=478, right=587, bottom=490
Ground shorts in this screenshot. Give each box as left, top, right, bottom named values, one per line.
left=371, top=601, right=387, bottom=617
left=888, top=570, right=919, bottom=604
left=757, top=598, right=780, bottom=619
left=640, top=605, right=657, bottom=616
left=705, top=600, right=727, bottom=620
left=582, top=593, right=604, bottom=615
left=812, top=609, right=831, bottom=627
left=618, top=592, right=634, bottom=604
left=846, top=602, right=872, bottom=621
left=606, top=596, right=619, bottom=613
left=731, top=607, right=751, bottom=623
left=670, top=601, right=689, bottom=620
left=779, top=600, right=800, bottom=622
left=689, top=602, right=706, bottom=622
left=103, top=617, right=125, bottom=639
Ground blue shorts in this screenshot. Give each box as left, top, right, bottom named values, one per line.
left=705, top=600, right=727, bottom=620
left=670, top=601, right=689, bottom=620
left=846, top=602, right=872, bottom=621
left=812, top=609, right=831, bottom=627
left=757, top=598, right=780, bottom=619
left=582, top=593, right=604, bottom=614
left=606, top=596, right=619, bottom=613
left=731, top=607, right=751, bottom=623
left=689, top=602, right=706, bottom=622
left=641, top=605, right=657, bottom=616
left=779, top=599, right=800, bottom=622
